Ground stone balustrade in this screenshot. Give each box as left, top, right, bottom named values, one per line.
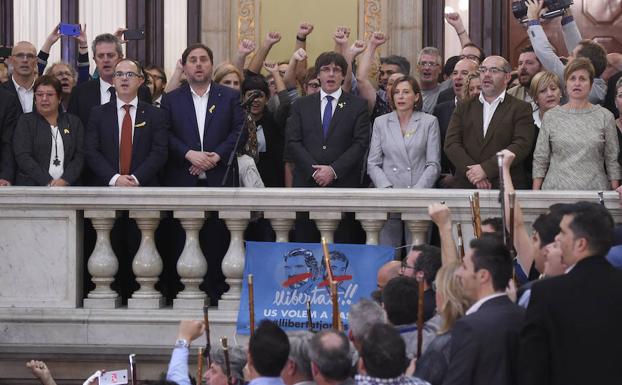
left=0, top=187, right=619, bottom=349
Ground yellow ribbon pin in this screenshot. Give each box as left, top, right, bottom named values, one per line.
left=134, top=122, right=146, bottom=128
left=63, top=128, right=70, bottom=134
left=338, top=102, right=346, bottom=109
left=209, top=105, right=216, bottom=113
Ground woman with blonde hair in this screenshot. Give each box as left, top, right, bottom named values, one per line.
left=213, top=62, right=243, bottom=91
left=463, top=72, right=481, bottom=100
left=415, top=262, right=470, bottom=385
left=528, top=71, right=562, bottom=129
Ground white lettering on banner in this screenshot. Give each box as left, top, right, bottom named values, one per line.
left=272, top=283, right=359, bottom=306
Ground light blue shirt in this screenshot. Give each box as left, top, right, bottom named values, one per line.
left=166, top=347, right=191, bottom=385
left=249, top=376, right=287, bottom=385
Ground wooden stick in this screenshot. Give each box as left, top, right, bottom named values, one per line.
left=306, top=300, right=314, bottom=332
left=248, top=274, right=255, bottom=338
left=129, top=354, right=137, bottom=385
left=197, top=348, right=204, bottom=385
left=221, top=337, right=232, bottom=385
left=203, top=305, right=211, bottom=367
left=321, top=237, right=340, bottom=331
left=509, top=192, right=518, bottom=286
left=456, top=223, right=465, bottom=258
left=473, top=192, right=482, bottom=238
left=416, top=274, right=425, bottom=360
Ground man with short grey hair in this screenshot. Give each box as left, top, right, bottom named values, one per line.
left=348, top=299, right=386, bottom=352
left=417, top=47, right=444, bottom=113
left=281, top=331, right=316, bottom=385
left=308, top=330, right=353, bottom=385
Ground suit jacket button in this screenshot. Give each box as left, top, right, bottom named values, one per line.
left=407, top=185, right=411, bottom=188
left=407, top=167, right=411, bottom=171
left=322, top=145, right=327, bottom=150
left=393, top=167, right=397, bottom=172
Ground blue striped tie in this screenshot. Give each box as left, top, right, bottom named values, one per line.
left=323, top=95, right=334, bottom=138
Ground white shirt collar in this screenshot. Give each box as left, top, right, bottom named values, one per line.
left=116, top=96, right=138, bottom=110
left=466, top=292, right=507, bottom=315
left=12, top=76, right=34, bottom=91
left=479, top=89, right=506, bottom=106
left=190, top=83, right=211, bottom=98
left=100, top=78, right=113, bottom=92
left=320, top=87, right=342, bottom=102
left=564, top=264, right=576, bottom=274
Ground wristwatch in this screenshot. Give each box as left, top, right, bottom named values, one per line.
left=174, top=338, right=189, bottom=348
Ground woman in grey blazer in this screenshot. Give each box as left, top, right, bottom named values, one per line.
left=367, top=75, right=441, bottom=247
left=13, top=75, right=84, bottom=186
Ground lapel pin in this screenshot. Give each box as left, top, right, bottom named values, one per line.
left=134, top=122, right=146, bottom=128
left=63, top=128, right=70, bottom=134
left=209, top=105, right=216, bottom=113
left=338, top=102, right=346, bottom=109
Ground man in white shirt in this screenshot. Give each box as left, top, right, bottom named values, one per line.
left=443, top=235, right=524, bottom=385
left=1, top=41, right=37, bottom=113
left=444, top=55, right=535, bottom=189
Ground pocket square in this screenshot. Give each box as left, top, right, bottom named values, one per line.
left=134, top=121, right=146, bottom=128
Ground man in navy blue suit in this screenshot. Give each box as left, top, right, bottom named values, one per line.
left=85, top=58, right=167, bottom=187
left=162, top=43, right=245, bottom=187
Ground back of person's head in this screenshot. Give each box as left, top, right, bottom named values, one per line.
left=532, top=210, right=564, bottom=247
left=564, top=57, right=595, bottom=85
left=576, top=39, right=608, bottom=78
left=348, top=298, right=386, bottom=342
left=308, top=329, right=352, bottom=382
left=435, top=262, right=469, bottom=334
left=382, top=276, right=418, bottom=325
left=443, top=55, right=461, bottom=79
left=469, top=234, right=513, bottom=292
left=380, top=55, right=411, bottom=76
left=211, top=344, right=247, bottom=383
left=249, top=320, right=290, bottom=377
left=565, top=201, right=614, bottom=256
left=287, top=331, right=314, bottom=380
left=315, top=51, right=348, bottom=77
left=412, top=244, right=441, bottom=286
left=360, top=323, right=408, bottom=378
left=241, top=73, right=270, bottom=98
left=481, top=217, right=504, bottom=233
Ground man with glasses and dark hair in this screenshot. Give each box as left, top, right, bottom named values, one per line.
left=400, top=245, right=440, bottom=322
left=1, top=41, right=37, bottom=112
left=85, top=58, right=167, bottom=187
left=444, top=55, right=535, bottom=189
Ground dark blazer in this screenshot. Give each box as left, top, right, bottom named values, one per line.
left=437, top=87, right=455, bottom=106
left=444, top=94, right=535, bottom=189
left=433, top=99, right=457, bottom=174
left=256, top=91, right=291, bottom=187
left=519, top=256, right=622, bottom=385
left=286, top=91, right=370, bottom=188
left=85, top=100, right=168, bottom=186
left=0, top=89, right=22, bottom=182
left=68, top=78, right=152, bottom=127
left=443, top=295, right=524, bottom=385
left=162, top=82, right=245, bottom=187
left=1, top=78, right=25, bottom=113
left=13, top=112, right=84, bottom=185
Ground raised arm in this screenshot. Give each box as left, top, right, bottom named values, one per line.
left=525, top=0, right=566, bottom=80
left=294, top=22, right=314, bottom=83
left=343, top=39, right=366, bottom=93
left=332, top=26, right=350, bottom=55
left=248, top=31, right=281, bottom=74
left=234, top=39, right=256, bottom=73
left=74, top=23, right=91, bottom=83
left=445, top=13, right=472, bottom=48
left=428, top=203, right=460, bottom=265
left=38, top=24, right=61, bottom=75
left=264, top=61, right=286, bottom=93
left=166, top=320, right=206, bottom=385
left=26, top=360, right=58, bottom=385
left=356, top=32, right=387, bottom=112
left=284, top=48, right=307, bottom=90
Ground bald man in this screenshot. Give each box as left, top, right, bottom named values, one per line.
left=377, top=260, right=401, bottom=289
left=1, top=41, right=37, bottom=112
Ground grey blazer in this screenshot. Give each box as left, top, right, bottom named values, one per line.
left=13, top=112, right=84, bottom=186
left=367, top=111, right=441, bottom=188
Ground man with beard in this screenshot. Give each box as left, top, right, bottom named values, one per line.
left=507, top=46, right=541, bottom=107
left=1, top=41, right=37, bottom=113
left=283, top=248, right=320, bottom=294
left=417, top=47, right=444, bottom=114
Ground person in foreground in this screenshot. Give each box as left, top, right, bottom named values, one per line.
left=519, top=202, right=622, bottom=385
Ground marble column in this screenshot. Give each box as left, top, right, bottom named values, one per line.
left=128, top=210, right=164, bottom=309
left=402, top=215, right=431, bottom=246
left=218, top=211, right=250, bottom=310
left=264, top=211, right=296, bottom=243
left=173, top=211, right=208, bottom=309
left=356, top=212, right=387, bottom=245
left=310, top=212, right=341, bottom=244
left=83, top=210, right=121, bottom=309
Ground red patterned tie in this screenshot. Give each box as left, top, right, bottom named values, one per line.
left=120, top=104, right=133, bottom=175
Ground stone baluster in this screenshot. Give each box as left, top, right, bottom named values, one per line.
left=402, top=215, right=431, bottom=246
left=218, top=211, right=250, bottom=310
left=264, top=211, right=295, bottom=242
left=310, top=212, right=341, bottom=244
left=128, top=210, right=164, bottom=309
left=356, top=212, right=387, bottom=245
left=173, top=211, right=208, bottom=309
left=83, top=210, right=121, bottom=309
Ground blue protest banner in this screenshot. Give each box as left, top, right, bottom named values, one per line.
left=237, top=241, right=394, bottom=334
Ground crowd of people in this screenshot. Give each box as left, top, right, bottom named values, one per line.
left=7, top=1, right=622, bottom=383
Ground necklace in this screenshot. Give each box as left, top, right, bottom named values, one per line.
left=51, top=126, right=61, bottom=167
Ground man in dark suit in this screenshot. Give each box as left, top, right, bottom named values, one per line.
left=85, top=59, right=167, bottom=186
left=162, top=43, right=244, bottom=187
left=519, top=202, right=622, bottom=385
left=443, top=234, right=524, bottom=385
left=286, top=51, right=370, bottom=188
left=444, top=55, right=535, bottom=189
left=0, top=89, right=22, bottom=186
left=1, top=41, right=38, bottom=113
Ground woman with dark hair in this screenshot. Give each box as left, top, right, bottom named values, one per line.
left=367, top=75, right=441, bottom=247
left=13, top=75, right=84, bottom=186
left=533, top=58, right=620, bottom=190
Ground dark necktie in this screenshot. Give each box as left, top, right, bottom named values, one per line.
left=120, top=105, right=132, bottom=175
left=323, top=95, right=334, bottom=138
left=108, top=86, right=116, bottom=103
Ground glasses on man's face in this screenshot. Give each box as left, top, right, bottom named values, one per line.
left=14, top=53, right=36, bottom=60
left=319, top=66, right=342, bottom=75
left=400, top=260, right=416, bottom=274
left=418, top=61, right=439, bottom=68
left=460, top=54, right=480, bottom=62
left=113, top=71, right=142, bottom=79
left=478, top=66, right=507, bottom=75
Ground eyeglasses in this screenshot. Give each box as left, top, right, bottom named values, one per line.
left=478, top=66, right=507, bottom=74
left=400, top=260, right=416, bottom=272
left=319, top=66, right=343, bottom=75
left=113, top=71, right=143, bottom=79
left=460, top=54, right=480, bottom=62
left=307, top=82, right=320, bottom=89
left=418, top=61, right=439, bottom=68
left=14, top=53, right=36, bottom=60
